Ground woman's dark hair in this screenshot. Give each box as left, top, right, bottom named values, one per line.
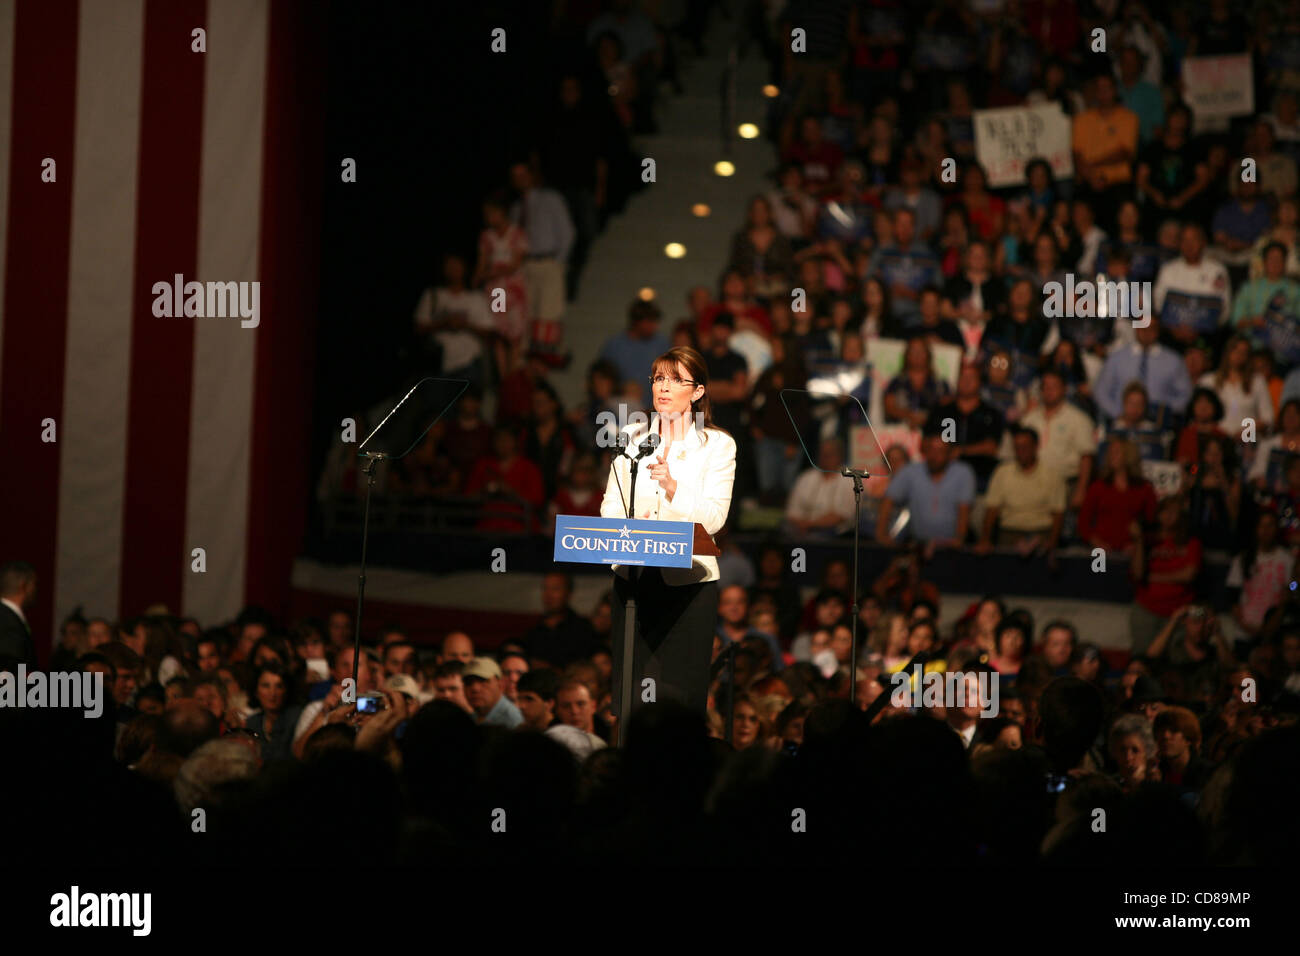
left=1185, top=385, right=1225, bottom=423
left=247, top=661, right=295, bottom=711
left=1278, top=398, right=1300, bottom=433
left=649, top=346, right=725, bottom=441
left=1043, top=340, right=1086, bottom=383
left=860, top=275, right=893, bottom=322
left=250, top=633, right=295, bottom=670
left=975, top=715, right=1022, bottom=748
left=1196, top=433, right=1238, bottom=478
left=775, top=699, right=809, bottom=737
left=1023, top=158, right=1054, bottom=190
left=531, top=380, right=563, bottom=420
left=995, top=620, right=1028, bottom=657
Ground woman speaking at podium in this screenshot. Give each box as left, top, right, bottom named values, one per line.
left=600, top=346, right=736, bottom=720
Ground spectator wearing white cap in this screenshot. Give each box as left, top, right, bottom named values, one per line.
left=462, top=657, right=523, bottom=728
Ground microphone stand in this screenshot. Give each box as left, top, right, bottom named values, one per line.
left=841, top=466, right=871, bottom=705
left=615, top=434, right=659, bottom=742
left=709, top=640, right=739, bottom=744
left=351, top=453, right=385, bottom=694
left=862, top=649, right=932, bottom=724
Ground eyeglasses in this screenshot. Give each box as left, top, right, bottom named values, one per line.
left=649, top=374, right=699, bottom=388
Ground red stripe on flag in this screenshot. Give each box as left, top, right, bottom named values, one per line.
left=245, top=0, right=324, bottom=618
left=0, top=0, right=80, bottom=665
left=119, top=0, right=207, bottom=620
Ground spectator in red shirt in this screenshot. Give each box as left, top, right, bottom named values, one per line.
left=1130, top=493, right=1203, bottom=655
left=1078, top=436, right=1158, bottom=555
left=465, top=426, right=545, bottom=533
left=698, top=271, right=772, bottom=338
left=546, top=451, right=603, bottom=533
left=443, top=385, right=493, bottom=479
left=1023, top=0, right=1082, bottom=63
left=952, top=162, right=1006, bottom=243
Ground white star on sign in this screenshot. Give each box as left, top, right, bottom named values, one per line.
left=619, top=525, right=631, bottom=537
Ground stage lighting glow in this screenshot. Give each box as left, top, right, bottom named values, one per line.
left=692, top=203, right=711, bottom=217
left=638, top=287, right=655, bottom=300
left=664, top=243, right=686, bottom=259
left=738, top=123, right=759, bottom=138
left=713, top=160, right=735, bottom=177
left=762, top=84, right=779, bottom=98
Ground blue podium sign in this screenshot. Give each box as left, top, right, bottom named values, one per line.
left=553, top=515, right=695, bottom=568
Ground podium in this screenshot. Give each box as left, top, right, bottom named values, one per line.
left=553, top=515, right=718, bottom=740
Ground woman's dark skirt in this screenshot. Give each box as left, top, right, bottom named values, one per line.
left=609, top=568, right=718, bottom=720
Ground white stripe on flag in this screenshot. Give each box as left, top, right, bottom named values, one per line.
left=0, top=0, right=15, bottom=416
left=53, top=0, right=145, bottom=627
left=182, top=0, right=268, bottom=626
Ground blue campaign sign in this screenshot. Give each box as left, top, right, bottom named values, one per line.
left=1160, top=290, right=1223, bottom=335
left=553, top=515, right=695, bottom=569
left=1263, top=296, right=1300, bottom=365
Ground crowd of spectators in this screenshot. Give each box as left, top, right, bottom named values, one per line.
left=4, top=554, right=1298, bottom=866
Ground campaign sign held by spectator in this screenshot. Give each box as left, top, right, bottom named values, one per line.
left=1183, top=54, right=1254, bottom=131
left=973, top=104, right=1073, bottom=187
left=1264, top=448, right=1300, bottom=493
left=1141, top=460, right=1185, bottom=499
left=553, top=514, right=694, bottom=568
left=1160, top=289, right=1224, bottom=335
left=1102, top=427, right=1172, bottom=464
left=854, top=424, right=919, bottom=477
left=1263, top=292, right=1300, bottom=365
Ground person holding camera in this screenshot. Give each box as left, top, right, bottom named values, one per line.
left=1142, top=603, right=1236, bottom=699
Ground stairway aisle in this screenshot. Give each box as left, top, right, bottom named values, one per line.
left=552, top=12, right=774, bottom=408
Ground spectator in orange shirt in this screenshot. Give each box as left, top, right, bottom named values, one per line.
left=1072, top=73, right=1139, bottom=224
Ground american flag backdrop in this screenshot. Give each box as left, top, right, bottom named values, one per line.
left=0, top=0, right=324, bottom=665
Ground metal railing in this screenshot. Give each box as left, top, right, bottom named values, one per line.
left=320, top=491, right=535, bottom=538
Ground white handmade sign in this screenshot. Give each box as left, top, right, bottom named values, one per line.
left=1183, top=54, right=1254, bottom=131
left=973, top=104, right=1074, bottom=187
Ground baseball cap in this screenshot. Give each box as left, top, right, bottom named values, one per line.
left=462, top=657, right=502, bottom=681
left=384, top=673, right=431, bottom=704
left=545, top=724, right=608, bottom=761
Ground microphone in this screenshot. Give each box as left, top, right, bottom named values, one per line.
left=635, top=432, right=661, bottom=461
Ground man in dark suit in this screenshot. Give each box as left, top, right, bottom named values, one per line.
left=0, top=560, right=37, bottom=667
